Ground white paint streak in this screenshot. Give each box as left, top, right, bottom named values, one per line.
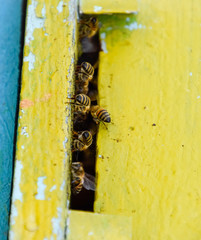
left=21, top=145, right=25, bottom=149
left=51, top=208, right=63, bottom=239
left=49, top=185, right=57, bottom=192
left=67, top=200, right=70, bottom=209
left=88, top=231, right=94, bottom=236
left=21, top=126, right=29, bottom=137
left=68, top=0, right=76, bottom=21
left=41, top=4, right=46, bottom=18
left=66, top=215, right=70, bottom=236
left=60, top=180, right=65, bottom=191
left=63, top=137, right=68, bottom=150
left=100, top=33, right=108, bottom=53
left=9, top=160, right=23, bottom=232
left=35, top=176, right=47, bottom=200
left=197, top=96, right=200, bottom=99
left=57, top=1, right=64, bottom=13
left=25, top=0, right=45, bottom=45
left=125, top=22, right=146, bottom=30
left=24, top=52, right=36, bottom=71
left=189, top=72, right=193, bottom=76
left=12, top=160, right=23, bottom=202
left=94, top=6, right=102, bottom=12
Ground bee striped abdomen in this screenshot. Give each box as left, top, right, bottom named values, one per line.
left=76, top=94, right=90, bottom=106
left=73, top=139, right=85, bottom=151
left=75, top=94, right=91, bottom=113
left=81, top=62, right=94, bottom=78
left=96, top=108, right=111, bottom=123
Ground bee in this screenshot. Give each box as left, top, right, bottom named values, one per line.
left=73, top=130, right=93, bottom=151
left=71, top=162, right=96, bottom=195
left=77, top=62, right=94, bottom=83
left=90, top=105, right=111, bottom=124
left=79, top=17, right=99, bottom=39
left=75, top=81, right=89, bottom=95
left=67, top=94, right=91, bottom=113
left=75, top=94, right=91, bottom=113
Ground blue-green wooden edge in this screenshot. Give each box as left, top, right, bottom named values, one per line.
left=0, top=0, right=24, bottom=238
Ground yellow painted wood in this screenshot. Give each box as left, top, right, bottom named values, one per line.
left=67, top=210, right=132, bottom=240
left=80, top=0, right=137, bottom=14
left=95, top=2, right=201, bottom=240
left=9, top=0, right=77, bottom=239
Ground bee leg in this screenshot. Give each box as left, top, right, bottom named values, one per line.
left=101, top=121, right=108, bottom=130
left=93, top=117, right=99, bottom=125
left=73, top=131, right=78, bottom=136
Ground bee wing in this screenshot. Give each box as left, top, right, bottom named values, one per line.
left=83, top=173, right=96, bottom=191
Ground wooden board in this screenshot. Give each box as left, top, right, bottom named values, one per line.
left=94, top=2, right=201, bottom=239
left=9, top=0, right=77, bottom=239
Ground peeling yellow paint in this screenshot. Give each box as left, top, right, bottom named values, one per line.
left=9, top=0, right=77, bottom=239
left=94, top=1, right=201, bottom=239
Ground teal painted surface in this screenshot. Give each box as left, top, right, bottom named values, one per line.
left=0, top=0, right=24, bottom=238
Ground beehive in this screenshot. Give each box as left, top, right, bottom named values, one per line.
left=10, top=0, right=201, bottom=239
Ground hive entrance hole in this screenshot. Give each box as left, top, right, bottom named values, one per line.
left=70, top=14, right=101, bottom=211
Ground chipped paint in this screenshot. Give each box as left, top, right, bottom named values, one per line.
left=51, top=208, right=63, bottom=239
left=24, top=51, right=36, bottom=71
left=9, top=161, right=23, bottom=232
left=57, top=1, right=64, bottom=13
left=125, top=22, right=146, bottom=30
left=49, top=185, right=57, bottom=192
left=21, top=126, right=29, bottom=137
left=100, top=32, right=108, bottom=53
left=25, top=0, right=45, bottom=45
left=60, top=180, right=65, bottom=191
left=35, top=176, right=47, bottom=200
left=41, top=4, right=46, bottom=18
left=94, top=6, right=102, bottom=12
left=11, top=160, right=23, bottom=203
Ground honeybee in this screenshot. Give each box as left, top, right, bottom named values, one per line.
left=79, top=17, right=99, bottom=39
left=77, top=62, right=94, bottom=83
left=67, top=94, right=91, bottom=113
left=75, top=81, right=89, bottom=95
left=68, top=94, right=91, bottom=114
left=73, top=130, right=93, bottom=151
left=90, top=105, right=111, bottom=124
left=71, top=162, right=96, bottom=195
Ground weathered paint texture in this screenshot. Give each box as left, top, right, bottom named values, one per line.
left=80, top=0, right=137, bottom=14
left=0, top=0, right=24, bottom=238
left=9, top=0, right=76, bottom=239
left=94, top=1, right=201, bottom=239
left=67, top=210, right=132, bottom=240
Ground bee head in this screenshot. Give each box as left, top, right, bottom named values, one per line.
left=83, top=131, right=90, bottom=139
left=90, top=17, right=97, bottom=26
left=76, top=94, right=82, bottom=103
